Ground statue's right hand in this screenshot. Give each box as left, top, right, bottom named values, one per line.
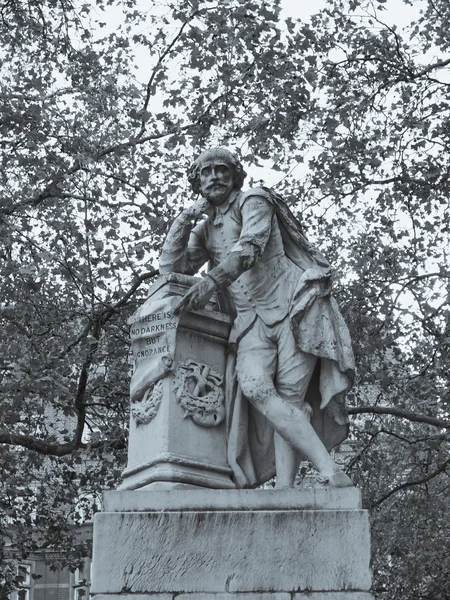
left=185, top=198, right=213, bottom=220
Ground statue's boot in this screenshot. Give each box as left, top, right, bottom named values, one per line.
left=319, top=471, right=353, bottom=487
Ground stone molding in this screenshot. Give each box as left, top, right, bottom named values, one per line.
left=119, top=453, right=235, bottom=491
left=92, top=592, right=374, bottom=599
left=103, top=487, right=362, bottom=512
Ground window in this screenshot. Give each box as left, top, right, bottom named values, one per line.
left=17, top=565, right=31, bottom=586
left=15, top=564, right=31, bottom=600
left=73, top=568, right=88, bottom=599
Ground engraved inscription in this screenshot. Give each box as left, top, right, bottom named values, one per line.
left=129, top=310, right=177, bottom=361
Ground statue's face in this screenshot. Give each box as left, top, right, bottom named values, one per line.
left=198, top=159, right=235, bottom=205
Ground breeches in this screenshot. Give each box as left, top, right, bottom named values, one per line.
left=235, top=316, right=317, bottom=406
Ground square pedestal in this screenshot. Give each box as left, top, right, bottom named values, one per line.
left=91, top=489, right=374, bottom=599
left=122, top=275, right=234, bottom=491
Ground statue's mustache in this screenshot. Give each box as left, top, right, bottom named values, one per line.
left=207, top=183, right=227, bottom=190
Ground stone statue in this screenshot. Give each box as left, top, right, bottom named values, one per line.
left=159, top=148, right=355, bottom=489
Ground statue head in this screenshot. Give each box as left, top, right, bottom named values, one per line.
left=187, top=148, right=247, bottom=196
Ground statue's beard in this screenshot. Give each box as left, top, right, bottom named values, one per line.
left=202, top=184, right=230, bottom=204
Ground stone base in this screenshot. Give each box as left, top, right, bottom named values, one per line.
left=91, top=489, right=374, bottom=599
left=92, top=594, right=374, bottom=600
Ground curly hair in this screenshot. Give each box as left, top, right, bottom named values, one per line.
left=187, top=148, right=247, bottom=194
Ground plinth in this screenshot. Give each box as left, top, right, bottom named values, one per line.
left=91, top=488, right=374, bottom=599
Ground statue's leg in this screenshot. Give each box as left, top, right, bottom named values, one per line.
left=273, top=432, right=301, bottom=488
left=273, top=319, right=316, bottom=488
left=236, top=320, right=352, bottom=487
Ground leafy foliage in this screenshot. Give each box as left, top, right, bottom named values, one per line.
left=0, top=1, right=449, bottom=598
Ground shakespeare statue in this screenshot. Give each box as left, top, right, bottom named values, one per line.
left=159, top=148, right=355, bottom=489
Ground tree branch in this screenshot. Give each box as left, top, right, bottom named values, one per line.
left=2, top=125, right=195, bottom=216
left=71, top=319, right=101, bottom=448
left=372, top=457, right=450, bottom=508
left=0, top=431, right=127, bottom=456
left=413, top=57, right=450, bottom=80
left=348, top=405, right=450, bottom=428
left=97, top=269, right=158, bottom=324
left=376, top=271, right=450, bottom=301
left=137, top=15, right=196, bottom=138
left=0, top=270, right=158, bottom=455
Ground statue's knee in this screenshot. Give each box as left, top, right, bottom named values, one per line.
left=237, top=371, right=274, bottom=405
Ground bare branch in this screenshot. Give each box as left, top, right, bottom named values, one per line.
left=372, top=457, right=450, bottom=508
left=72, top=319, right=101, bottom=448
left=2, top=125, right=195, bottom=216
left=137, top=15, right=196, bottom=138
left=348, top=405, right=450, bottom=428
left=0, top=431, right=127, bottom=456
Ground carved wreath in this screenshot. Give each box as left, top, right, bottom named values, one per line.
left=172, top=359, right=225, bottom=427
left=131, top=379, right=164, bottom=426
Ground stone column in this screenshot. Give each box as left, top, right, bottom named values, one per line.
left=119, top=273, right=235, bottom=491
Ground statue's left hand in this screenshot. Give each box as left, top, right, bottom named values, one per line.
left=174, top=276, right=216, bottom=315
